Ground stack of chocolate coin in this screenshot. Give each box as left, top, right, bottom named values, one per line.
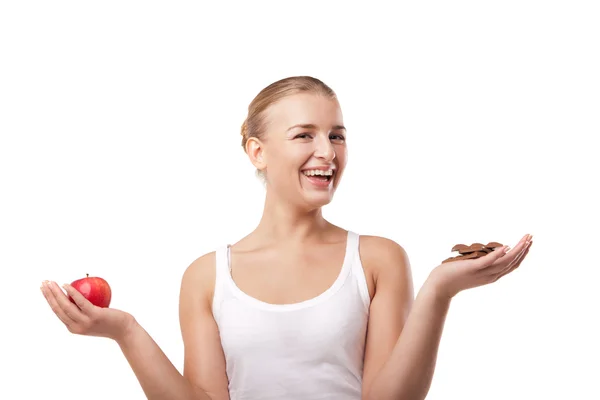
left=442, top=242, right=504, bottom=264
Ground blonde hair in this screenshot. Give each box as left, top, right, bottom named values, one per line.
left=240, top=76, right=337, bottom=152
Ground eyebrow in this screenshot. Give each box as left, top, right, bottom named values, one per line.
left=286, top=123, right=346, bottom=132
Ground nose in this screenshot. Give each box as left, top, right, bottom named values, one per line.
left=313, top=134, right=336, bottom=161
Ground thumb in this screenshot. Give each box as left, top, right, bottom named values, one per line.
left=475, top=245, right=510, bottom=266
left=62, top=283, right=94, bottom=313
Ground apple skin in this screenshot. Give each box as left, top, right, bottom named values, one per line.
left=69, top=274, right=112, bottom=308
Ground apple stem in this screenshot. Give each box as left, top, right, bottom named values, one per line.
left=86, top=273, right=89, bottom=278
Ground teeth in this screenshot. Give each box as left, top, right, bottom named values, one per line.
left=303, top=169, right=333, bottom=176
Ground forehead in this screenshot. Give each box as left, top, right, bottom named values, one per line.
left=265, top=93, right=343, bottom=131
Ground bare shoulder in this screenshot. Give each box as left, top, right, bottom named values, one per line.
left=359, top=235, right=411, bottom=286
left=179, top=251, right=230, bottom=398
left=183, top=251, right=217, bottom=277
left=180, top=251, right=217, bottom=306
left=359, top=235, right=415, bottom=397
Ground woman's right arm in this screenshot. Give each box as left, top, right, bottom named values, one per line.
left=178, top=252, right=230, bottom=399
left=45, top=251, right=229, bottom=400
left=116, top=251, right=229, bottom=400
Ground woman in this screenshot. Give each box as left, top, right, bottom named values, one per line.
left=40, top=76, right=533, bottom=400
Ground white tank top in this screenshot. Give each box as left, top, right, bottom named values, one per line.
left=212, top=231, right=371, bottom=400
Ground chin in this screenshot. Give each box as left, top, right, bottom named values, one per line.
left=301, top=191, right=336, bottom=210
left=293, top=171, right=342, bottom=210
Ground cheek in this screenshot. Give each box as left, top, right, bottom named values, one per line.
left=270, top=152, right=301, bottom=170
left=266, top=155, right=303, bottom=185
left=272, top=147, right=310, bottom=168
left=336, top=147, right=348, bottom=167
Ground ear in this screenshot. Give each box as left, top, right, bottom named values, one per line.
left=246, top=137, right=267, bottom=171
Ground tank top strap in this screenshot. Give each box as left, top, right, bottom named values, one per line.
left=346, top=231, right=359, bottom=255
left=211, top=245, right=231, bottom=323
left=347, top=231, right=371, bottom=311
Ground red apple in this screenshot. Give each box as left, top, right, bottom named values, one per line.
left=69, top=274, right=112, bottom=308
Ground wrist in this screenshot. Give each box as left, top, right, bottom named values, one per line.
left=423, top=274, right=455, bottom=305
left=114, top=314, right=139, bottom=345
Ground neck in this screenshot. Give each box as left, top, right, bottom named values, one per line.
left=253, top=190, right=331, bottom=244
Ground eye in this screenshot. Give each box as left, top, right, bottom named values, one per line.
left=330, top=134, right=346, bottom=142
left=294, top=133, right=313, bottom=139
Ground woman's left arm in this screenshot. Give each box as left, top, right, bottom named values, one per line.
left=362, top=252, right=450, bottom=400
left=361, top=234, right=532, bottom=400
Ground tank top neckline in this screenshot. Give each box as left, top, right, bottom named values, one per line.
left=223, top=231, right=356, bottom=312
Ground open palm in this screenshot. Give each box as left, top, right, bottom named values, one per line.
left=429, top=234, right=533, bottom=299
left=40, top=281, right=135, bottom=341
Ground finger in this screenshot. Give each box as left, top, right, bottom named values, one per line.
left=495, top=240, right=532, bottom=281
left=515, top=239, right=532, bottom=267
left=497, top=242, right=528, bottom=275
left=484, top=234, right=531, bottom=273
left=504, top=240, right=532, bottom=275
left=502, top=235, right=529, bottom=261
left=41, top=281, right=77, bottom=327
left=503, top=240, right=531, bottom=274
left=509, top=234, right=532, bottom=256
left=46, top=281, right=87, bottom=323
left=62, top=283, right=95, bottom=315
left=472, top=245, right=510, bottom=270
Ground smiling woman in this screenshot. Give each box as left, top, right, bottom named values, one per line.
left=240, top=78, right=348, bottom=203
left=40, top=75, right=533, bottom=400
left=243, top=90, right=347, bottom=209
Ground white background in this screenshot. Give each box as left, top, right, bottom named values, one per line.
left=1, top=1, right=599, bottom=399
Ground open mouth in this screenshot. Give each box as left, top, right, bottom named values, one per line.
left=301, top=169, right=335, bottom=185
